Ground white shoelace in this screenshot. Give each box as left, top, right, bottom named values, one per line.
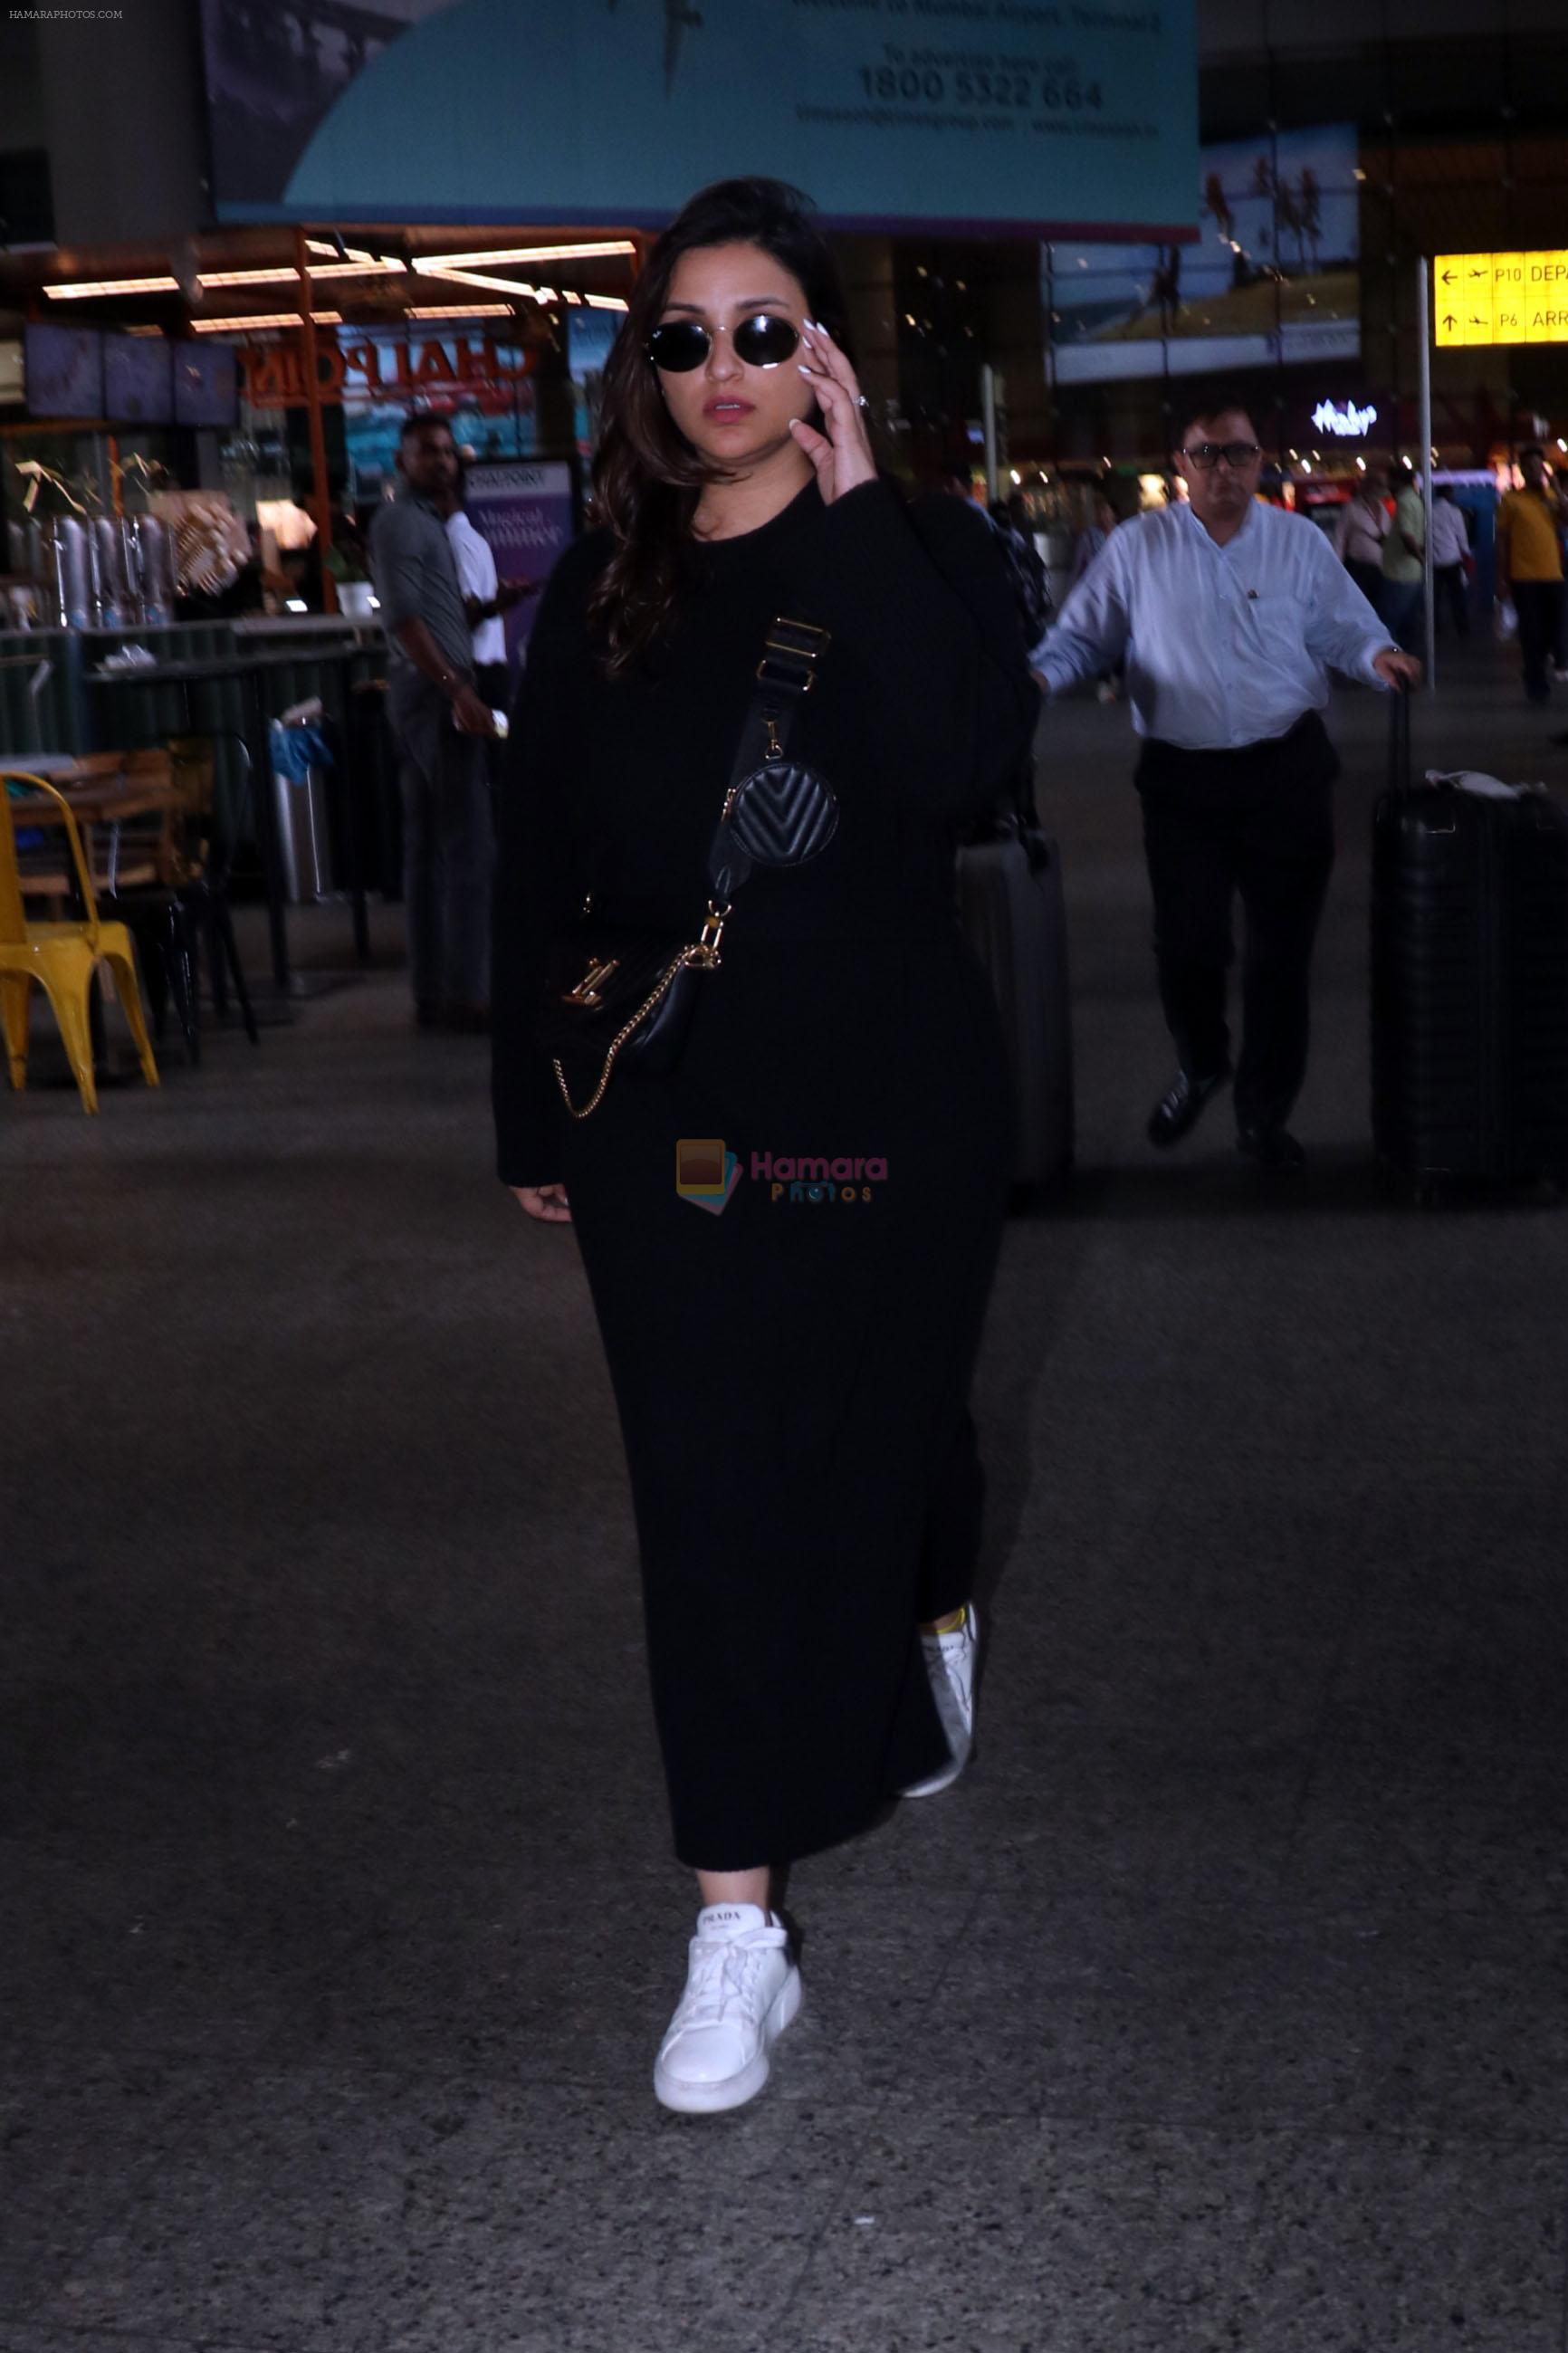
left=674, top=1927, right=788, bottom=2031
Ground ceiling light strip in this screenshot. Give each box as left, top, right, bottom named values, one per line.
left=200, top=260, right=406, bottom=288
left=414, top=263, right=558, bottom=301
left=419, top=240, right=636, bottom=268
left=44, top=275, right=181, bottom=299
left=190, top=311, right=344, bottom=333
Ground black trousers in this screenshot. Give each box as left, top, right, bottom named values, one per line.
left=387, top=674, right=494, bottom=1014
left=1434, top=562, right=1469, bottom=636
left=1345, top=558, right=1384, bottom=610
left=1136, top=712, right=1339, bottom=1133
left=1514, top=579, right=1563, bottom=702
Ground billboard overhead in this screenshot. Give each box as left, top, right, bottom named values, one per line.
left=201, top=0, right=1198, bottom=241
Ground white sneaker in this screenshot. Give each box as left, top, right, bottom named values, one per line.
left=653, top=1904, right=802, bottom=2115
left=902, top=1602, right=980, bottom=1799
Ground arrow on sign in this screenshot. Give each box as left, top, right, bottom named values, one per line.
left=1441, top=269, right=1456, bottom=283
left=1442, top=313, right=1458, bottom=330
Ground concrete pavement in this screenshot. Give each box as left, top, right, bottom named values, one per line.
left=3, top=631, right=1566, bottom=2352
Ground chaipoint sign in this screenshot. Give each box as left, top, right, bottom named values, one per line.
left=200, top=0, right=1197, bottom=240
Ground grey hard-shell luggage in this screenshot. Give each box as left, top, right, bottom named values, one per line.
left=956, top=781, right=1074, bottom=1191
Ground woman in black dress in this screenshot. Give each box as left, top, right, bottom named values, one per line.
left=492, top=178, right=1036, bottom=2114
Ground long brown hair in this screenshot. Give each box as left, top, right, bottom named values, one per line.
left=588, top=177, right=853, bottom=674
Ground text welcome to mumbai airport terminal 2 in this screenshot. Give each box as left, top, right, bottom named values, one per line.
left=791, top=0, right=1166, bottom=148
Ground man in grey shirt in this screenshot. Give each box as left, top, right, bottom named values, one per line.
left=370, top=414, right=498, bottom=1028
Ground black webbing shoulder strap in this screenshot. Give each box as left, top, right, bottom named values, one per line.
left=706, top=616, right=830, bottom=906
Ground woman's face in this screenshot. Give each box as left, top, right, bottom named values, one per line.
left=651, top=241, right=815, bottom=473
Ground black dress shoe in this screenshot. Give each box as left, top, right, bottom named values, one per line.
left=1237, top=1122, right=1306, bottom=1172
left=1147, top=1065, right=1230, bottom=1149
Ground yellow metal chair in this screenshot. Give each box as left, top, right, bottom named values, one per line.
left=0, top=770, right=159, bottom=1114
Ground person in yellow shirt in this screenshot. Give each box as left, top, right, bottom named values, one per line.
left=1496, top=445, right=1565, bottom=704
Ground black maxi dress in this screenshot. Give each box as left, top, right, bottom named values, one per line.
left=492, top=478, right=1037, bottom=1870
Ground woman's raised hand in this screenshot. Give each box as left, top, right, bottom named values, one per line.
left=789, top=321, right=877, bottom=506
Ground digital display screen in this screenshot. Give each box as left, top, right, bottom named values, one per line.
left=173, top=339, right=238, bottom=426
left=104, top=334, right=174, bottom=425
left=24, top=322, right=105, bottom=418
left=1046, top=124, right=1362, bottom=386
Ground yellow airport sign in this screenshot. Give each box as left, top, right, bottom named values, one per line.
left=1434, top=251, right=1568, bottom=346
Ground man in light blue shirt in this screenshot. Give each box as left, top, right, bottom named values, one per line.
left=1031, top=394, right=1420, bottom=1171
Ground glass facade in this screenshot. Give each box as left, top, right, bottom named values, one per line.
left=865, top=5, right=1568, bottom=488
left=1046, top=7, right=1568, bottom=472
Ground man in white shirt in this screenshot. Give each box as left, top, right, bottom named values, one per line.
left=1032, top=394, right=1420, bottom=1170
left=445, top=493, right=534, bottom=718
left=1429, top=486, right=1471, bottom=637
left=1333, top=481, right=1389, bottom=609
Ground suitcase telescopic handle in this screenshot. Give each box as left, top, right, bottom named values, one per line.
left=1387, top=675, right=1412, bottom=796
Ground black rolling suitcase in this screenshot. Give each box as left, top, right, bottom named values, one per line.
left=1371, top=688, right=1568, bottom=1201
left=956, top=771, right=1075, bottom=1192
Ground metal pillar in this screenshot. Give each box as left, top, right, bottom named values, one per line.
left=1417, top=257, right=1436, bottom=691
left=980, top=363, right=999, bottom=505
left=295, top=226, right=339, bottom=617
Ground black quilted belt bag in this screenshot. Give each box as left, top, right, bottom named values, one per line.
left=542, top=616, right=837, bottom=1120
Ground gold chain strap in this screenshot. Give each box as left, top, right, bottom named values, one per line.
left=552, top=950, right=693, bottom=1120
left=551, top=903, right=730, bottom=1121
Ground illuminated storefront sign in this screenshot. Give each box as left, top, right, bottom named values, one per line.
left=1311, top=397, right=1377, bottom=436
left=238, top=333, right=533, bottom=409
left=1434, top=252, right=1568, bottom=347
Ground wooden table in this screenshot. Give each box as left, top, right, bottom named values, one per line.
left=3, top=762, right=178, bottom=895
left=87, top=650, right=368, bottom=994
left=0, top=749, right=77, bottom=776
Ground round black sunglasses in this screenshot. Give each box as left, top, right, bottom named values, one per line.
left=645, top=314, right=802, bottom=374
